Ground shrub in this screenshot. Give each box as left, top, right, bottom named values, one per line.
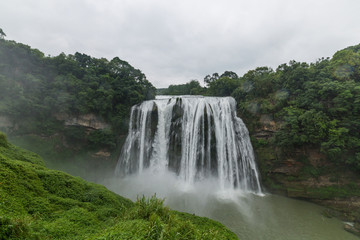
left=132, top=195, right=170, bottom=221
left=0, top=131, right=8, bottom=147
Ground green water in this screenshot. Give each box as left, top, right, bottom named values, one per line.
left=108, top=173, right=357, bottom=240
left=168, top=194, right=357, bottom=240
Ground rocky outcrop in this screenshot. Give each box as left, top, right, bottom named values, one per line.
left=92, top=150, right=111, bottom=158
left=344, top=222, right=360, bottom=237
left=54, top=113, right=110, bottom=130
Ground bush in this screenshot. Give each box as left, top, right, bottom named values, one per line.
left=0, top=216, right=35, bottom=240
left=0, top=131, right=8, bottom=147
left=88, top=129, right=116, bottom=150
left=132, top=195, right=170, bottom=221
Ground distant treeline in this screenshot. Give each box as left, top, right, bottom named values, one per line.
left=159, top=44, right=360, bottom=170
left=0, top=35, right=156, bottom=148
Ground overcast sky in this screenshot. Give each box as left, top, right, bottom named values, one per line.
left=1, top=0, right=359, bottom=88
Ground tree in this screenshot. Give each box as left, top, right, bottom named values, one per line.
left=220, top=71, right=238, bottom=79
left=161, top=80, right=204, bottom=95
left=204, top=73, right=219, bottom=86
left=207, top=77, right=239, bottom=96
left=0, top=28, right=6, bottom=39
left=330, top=45, right=360, bottom=82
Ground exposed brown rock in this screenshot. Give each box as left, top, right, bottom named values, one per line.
left=344, top=223, right=360, bottom=237
left=54, top=113, right=109, bottom=130
left=93, top=150, right=111, bottom=158
left=271, top=159, right=303, bottom=175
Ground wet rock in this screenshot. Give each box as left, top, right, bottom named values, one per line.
left=168, top=101, right=183, bottom=174
left=344, top=223, right=360, bottom=237
left=271, top=159, right=303, bottom=176
left=93, top=150, right=111, bottom=158
left=55, top=113, right=110, bottom=130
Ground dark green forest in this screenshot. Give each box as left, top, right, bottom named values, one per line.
left=161, top=45, right=360, bottom=171
left=0, top=35, right=156, bottom=150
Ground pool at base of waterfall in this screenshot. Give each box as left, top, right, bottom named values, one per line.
left=112, top=95, right=357, bottom=239
left=106, top=172, right=357, bottom=240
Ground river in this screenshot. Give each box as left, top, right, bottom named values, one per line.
left=107, top=171, right=357, bottom=240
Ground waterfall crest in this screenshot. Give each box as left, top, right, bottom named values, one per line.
left=115, top=95, right=262, bottom=193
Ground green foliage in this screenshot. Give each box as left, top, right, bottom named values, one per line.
left=301, top=165, right=321, bottom=178
left=0, top=131, right=8, bottom=147
left=207, top=77, right=239, bottom=96
left=236, top=67, right=275, bottom=99
left=131, top=195, right=170, bottom=221
left=0, top=38, right=156, bottom=146
left=88, top=129, right=116, bottom=150
left=275, top=107, right=331, bottom=147
left=0, top=140, right=44, bottom=166
left=0, top=216, right=36, bottom=240
left=159, top=44, right=360, bottom=171
left=0, top=134, right=237, bottom=239
left=251, top=137, right=269, bottom=148
left=161, top=80, right=206, bottom=95
left=62, top=125, right=88, bottom=144
left=306, top=184, right=360, bottom=199
left=0, top=28, right=5, bottom=39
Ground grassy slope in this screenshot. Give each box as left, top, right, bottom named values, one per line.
left=0, top=132, right=237, bottom=240
left=7, top=134, right=122, bottom=183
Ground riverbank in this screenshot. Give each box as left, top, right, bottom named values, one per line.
left=254, top=140, right=360, bottom=236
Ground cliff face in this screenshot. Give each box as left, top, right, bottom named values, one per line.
left=250, top=115, right=360, bottom=224
left=0, top=115, right=16, bottom=132
left=54, top=113, right=110, bottom=130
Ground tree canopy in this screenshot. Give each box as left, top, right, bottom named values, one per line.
left=0, top=28, right=5, bottom=39
left=159, top=44, right=360, bottom=171
left=0, top=38, right=156, bottom=147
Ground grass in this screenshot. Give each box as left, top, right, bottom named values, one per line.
left=0, top=131, right=238, bottom=239
left=305, top=184, right=360, bottom=199
left=7, top=134, right=120, bottom=182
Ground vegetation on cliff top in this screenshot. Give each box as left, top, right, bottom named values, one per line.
left=160, top=44, right=360, bottom=172
left=0, top=131, right=237, bottom=239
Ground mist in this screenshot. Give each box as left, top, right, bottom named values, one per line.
left=97, top=167, right=356, bottom=240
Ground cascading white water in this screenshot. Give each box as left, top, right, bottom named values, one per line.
left=115, top=95, right=262, bottom=193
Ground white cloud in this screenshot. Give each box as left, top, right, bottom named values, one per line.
left=1, top=0, right=360, bottom=87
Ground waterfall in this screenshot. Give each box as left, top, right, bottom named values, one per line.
left=115, top=95, right=262, bottom=193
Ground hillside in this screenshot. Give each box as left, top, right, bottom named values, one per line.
left=0, top=36, right=157, bottom=181
left=0, top=131, right=238, bottom=239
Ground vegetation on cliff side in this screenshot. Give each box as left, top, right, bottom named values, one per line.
left=0, top=131, right=237, bottom=239
left=0, top=35, right=156, bottom=149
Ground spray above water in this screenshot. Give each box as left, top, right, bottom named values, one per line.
left=115, top=95, right=262, bottom=194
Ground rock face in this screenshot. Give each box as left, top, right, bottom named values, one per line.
left=54, top=113, right=110, bottom=130
left=249, top=114, right=360, bottom=225
left=344, top=223, right=360, bottom=237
